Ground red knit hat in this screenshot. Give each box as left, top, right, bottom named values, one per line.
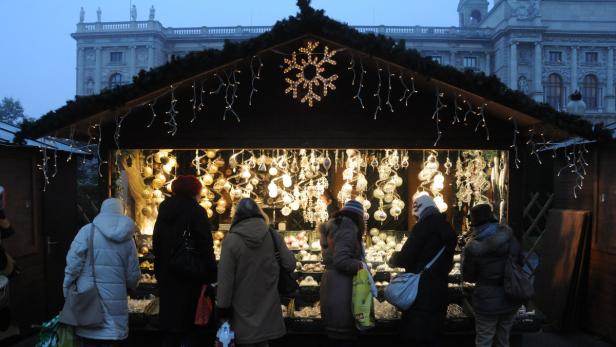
left=172, top=175, right=202, bottom=198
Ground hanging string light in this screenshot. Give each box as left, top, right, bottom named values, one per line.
left=190, top=81, right=198, bottom=123
left=146, top=97, right=159, bottom=128
left=432, top=88, right=447, bottom=146
left=348, top=55, right=356, bottom=86
left=452, top=94, right=462, bottom=125
left=223, top=69, right=241, bottom=122
left=353, top=58, right=366, bottom=109
left=95, top=121, right=108, bottom=178
left=249, top=55, right=263, bottom=106
left=66, top=125, right=76, bottom=162
left=526, top=129, right=542, bottom=165
left=463, top=100, right=475, bottom=123
left=475, top=103, right=490, bottom=141
left=373, top=64, right=383, bottom=120
left=51, top=149, right=58, bottom=178
left=399, top=73, right=418, bottom=106
left=385, top=66, right=394, bottom=113
left=38, top=147, right=50, bottom=192
left=508, top=116, right=521, bottom=169
left=164, top=86, right=179, bottom=136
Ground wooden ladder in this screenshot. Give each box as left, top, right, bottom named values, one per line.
left=522, top=192, right=554, bottom=273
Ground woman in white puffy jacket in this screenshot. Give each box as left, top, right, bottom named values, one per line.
left=63, top=198, right=140, bottom=346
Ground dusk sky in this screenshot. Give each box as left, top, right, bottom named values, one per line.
left=0, top=1, right=493, bottom=119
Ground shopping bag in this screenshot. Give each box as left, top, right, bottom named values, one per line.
left=215, top=321, right=236, bottom=347
left=35, top=315, right=60, bottom=347
left=194, top=285, right=213, bottom=326
left=352, top=269, right=375, bottom=330
left=384, top=272, right=421, bottom=311
left=57, top=324, right=80, bottom=347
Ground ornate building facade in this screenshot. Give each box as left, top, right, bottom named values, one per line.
left=73, top=0, right=616, bottom=122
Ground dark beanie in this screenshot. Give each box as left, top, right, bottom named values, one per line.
left=340, top=200, right=364, bottom=218
left=469, top=203, right=498, bottom=227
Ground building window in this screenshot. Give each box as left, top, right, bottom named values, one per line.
left=470, top=10, right=482, bottom=24
left=581, top=74, right=599, bottom=110
left=545, top=73, right=563, bottom=110
left=463, top=56, right=478, bottom=69
left=585, top=52, right=598, bottom=64
left=548, top=51, right=562, bottom=63
left=430, top=56, right=443, bottom=64
left=85, top=79, right=95, bottom=95
left=109, top=73, right=123, bottom=89
left=110, top=52, right=123, bottom=63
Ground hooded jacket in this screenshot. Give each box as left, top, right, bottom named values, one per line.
left=217, top=216, right=295, bottom=345
left=462, top=223, right=521, bottom=315
left=63, top=198, right=140, bottom=341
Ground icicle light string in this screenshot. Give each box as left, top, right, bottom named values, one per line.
left=249, top=55, right=263, bottom=106
left=52, top=149, right=58, bottom=178
left=66, top=126, right=76, bottom=162
left=373, top=63, right=383, bottom=120
left=526, top=129, right=542, bottom=165
left=95, top=121, right=108, bottom=178
left=398, top=73, right=418, bottom=106
left=508, top=116, right=521, bottom=169
left=353, top=58, right=366, bottom=109
left=432, top=88, right=447, bottom=146
left=146, top=97, right=159, bottom=128
left=222, top=69, right=241, bottom=122
left=164, top=86, right=179, bottom=136
left=210, top=73, right=226, bottom=95
left=83, top=124, right=96, bottom=164
left=348, top=55, right=356, bottom=86
left=452, top=94, right=462, bottom=125
left=385, top=66, right=394, bottom=113
left=474, top=104, right=490, bottom=141
left=198, top=80, right=206, bottom=113
left=113, top=109, right=130, bottom=151
left=463, top=100, right=475, bottom=124
left=38, top=147, right=50, bottom=192
left=190, top=81, right=198, bottom=123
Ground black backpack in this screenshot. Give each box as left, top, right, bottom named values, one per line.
left=503, top=238, right=534, bottom=302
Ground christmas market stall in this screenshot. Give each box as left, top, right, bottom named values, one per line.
left=19, top=1, right=610, bottom=339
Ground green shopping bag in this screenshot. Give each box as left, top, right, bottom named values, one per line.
left=57, top=324, right=80, bottom=347
left=35, top=316, right=59, bottom=347
left=352, top=269, right=375, bottom=330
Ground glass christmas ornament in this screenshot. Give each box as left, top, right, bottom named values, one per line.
left=390, top=206, right=402, bottom=218
left=207, top=164, right=218, bottom=174
left=269, top=167, right=278, bottom=176
left=383, top=182, right=396, bottom=194
left=373, top=188, right=385, bottom=199
left=391, top=175, right=403, bottom=187
left=362, top=199, right=372, bottom=210
left=384, top=193, right=394, bottom=203
left=374, top=209, right=387, bottom=222
left=141, top=188, right=153, bottom=199
left=291, top=200, right=300, bottom=211
left=241, top=168, right=251, bottom=179
left=281, top=206, right=292, bottom=216
left=152, top=189, right=163, bottom=198
left=393, top=199, right=405, bottom=210
left=143, top=166, right=153, bottom=178
left=282, top=174, right=292, bottom=188
left=223, top=182, right=232, bottom=192
left=141, top=207, right=152, bottom=217
left=203, top=174, right=214, bottom=186
left=206, top=150, right=217, bottom=159
left=342, top=182, right=353, bottom=193
left=216, top=205, right=226, bottom=215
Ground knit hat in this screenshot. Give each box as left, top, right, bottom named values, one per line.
left=340, top=200, right=364, bottom=218
left=412, top=193, right=437, bottom=218
left=172, top=175, right=202, bottom=198
left=469, top=203, right=498, bottom=227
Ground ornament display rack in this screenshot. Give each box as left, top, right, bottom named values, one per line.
left=119, top=147, right=540, bottom=335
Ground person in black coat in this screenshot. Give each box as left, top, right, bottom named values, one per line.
left=462, top=204, right=521, bottom=347
left=388, top=194, right=457, bottom=346
left=153, top=176, right=217, bottom=347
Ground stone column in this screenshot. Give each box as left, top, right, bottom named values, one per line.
left=95, top=47, right=102, bottom=92
left=510, top=42, right=518, bottom=89
left=533, top=42, right=543, bottom=102
left=129, top=45, right=137, bottom=77
left=485, top=52, right=491, bottom=75
left=607, top=47, right=615, bottom=113
left=148, top=45, right=154, bottom=68
left=76, top=47, right=85, bottom=95
left=571, top=47, right=578, bottom=93
left=450, top=51, right=456, bottom=67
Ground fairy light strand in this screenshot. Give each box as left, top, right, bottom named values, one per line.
left=463, top=100, right=475, bottom=123
left=353, top=58, right=366, bottom=109
left=146, top=97, right=159, bottom=128
left=96, top=121, right=108, bottom=178
left=526, top=129, right=542, bottom=165
left=432, top=88, right=447, bottom=146
left=399, top=74, right=418, bottom=106
left=190, top=81, right=198, bottom=123
left=373, top=64, right=383, bottom=120
left=348, top=55, right=356, bottom=86
left=385, top=66, right=394, bottom=113
left=52, top=149, right=58, bottom=178
left=508, top=116, right=521, bottom=169
left=223, top=69, right=241, bottom=122
left=474, top=104, right=490, bottom=141
left=38, top=147, right=50, bottom=192
left=249, top=55, right=263, bottom=106
left=66, top=125, right=76, bottom=162
left=164, top=85, right=179, bottom=136
left=452, top=94, right=462, bottom=125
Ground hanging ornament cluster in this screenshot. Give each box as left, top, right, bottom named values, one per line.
left=455, top=150, right=491, bottom=210
left=337, top=149, right=370, bottom=220
left=490, top=152, right=508, bottom=223
left=371, top=150, right=407, bottom=222
left=139, top=150, right=178, bottom=220
left=283, top=40, right=338, bottom=107
left=193, top=149, right=229, bottom=218
left=415, top=151, right=448, bottom=213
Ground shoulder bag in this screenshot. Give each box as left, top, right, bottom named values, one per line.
left=59, top=224, right=104, bottom=327
left=384, top=246, right=446, bottom=311
left=504, top=238, right=534, bottom=302
left=268, top=227, right=299, bottom=298
left=169, top=213, right=206, bottom=279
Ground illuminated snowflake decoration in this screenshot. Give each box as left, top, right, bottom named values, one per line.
left=283, top=41, right=338, bottom=107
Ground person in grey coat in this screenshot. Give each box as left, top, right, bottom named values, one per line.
left=319, top=200, right=365, bottom=347
left=216, top=198, right=295, bottom=347
left=63, top=198, right=140, bottom=345
left=462, top=203, right=522, bottom=347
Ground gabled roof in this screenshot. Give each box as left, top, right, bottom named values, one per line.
left=18, top=0, right=612, bottom=142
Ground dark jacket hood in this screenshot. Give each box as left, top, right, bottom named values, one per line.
left=466, top=224, right=513, bottom=256
left=231, top=217, right=269, bottom=249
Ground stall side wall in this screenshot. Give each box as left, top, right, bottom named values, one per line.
left=553, top=145, right=616, bottom=343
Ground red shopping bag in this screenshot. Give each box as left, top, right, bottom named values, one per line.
left=194, top=285, right=213, bottom=326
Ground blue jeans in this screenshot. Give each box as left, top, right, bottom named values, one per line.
left=474, top=311, right=517, bottom=347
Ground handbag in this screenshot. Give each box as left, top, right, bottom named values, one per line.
left=268, top=227, right=299, bottom=297
left=169, top=215, right=206, bottom=279
left=384, top=246, right=446, bottom=311
left=59, top=224, right=104, bottom=327
left=194, top=284, right=213, bottom=326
